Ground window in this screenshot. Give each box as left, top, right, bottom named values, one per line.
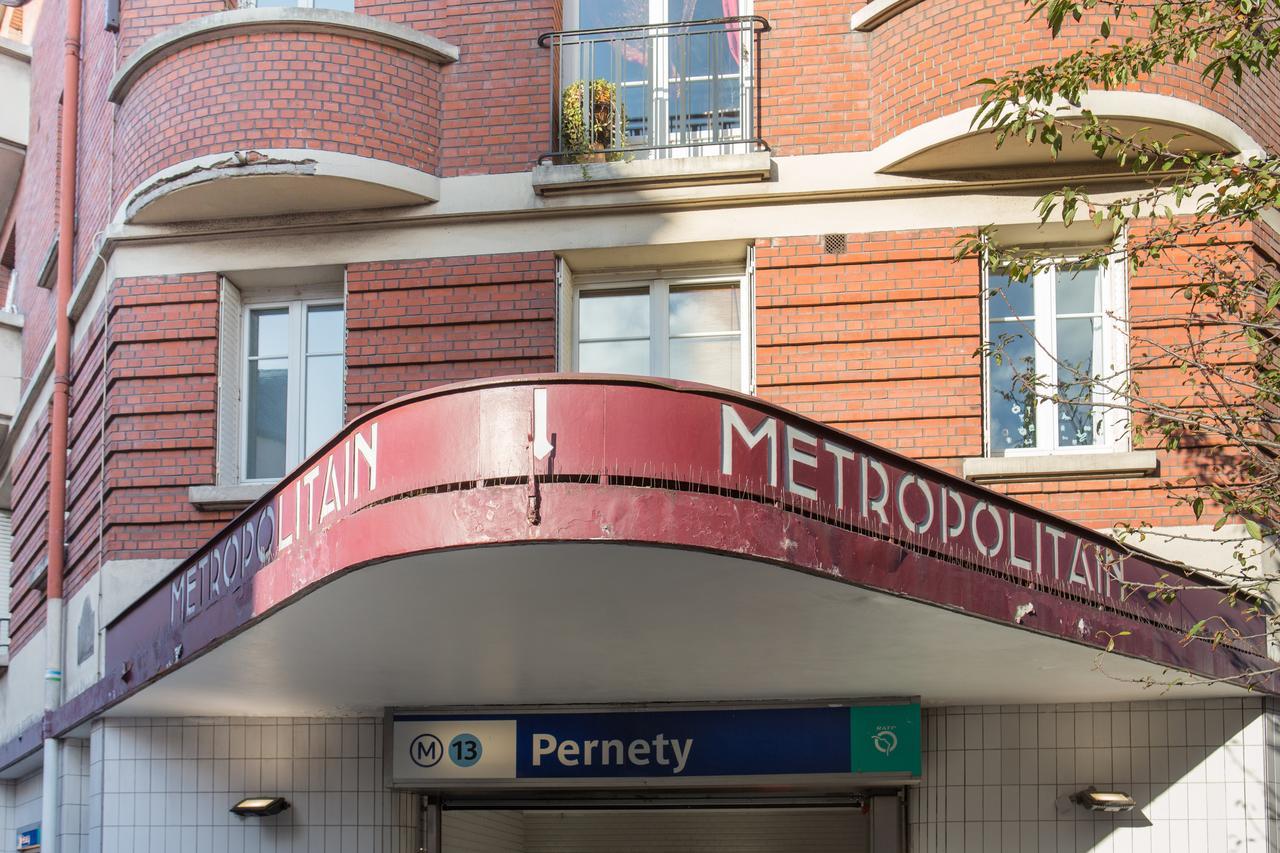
left=984, top=260, right=1126, bottom=456
left=241, top=300, right=345, bottom=481
left=571, top=270, right=751, bottom=392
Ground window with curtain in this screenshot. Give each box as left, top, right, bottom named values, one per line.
left=984, top=260, right=1127, bottom=456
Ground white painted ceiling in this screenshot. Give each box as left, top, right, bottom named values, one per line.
left=109, top=543, right=1245, bottom=718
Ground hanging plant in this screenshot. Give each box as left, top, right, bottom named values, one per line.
left=559, top=79, right=626, bottom=163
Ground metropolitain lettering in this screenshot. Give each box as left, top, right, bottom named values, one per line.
left=720, top=405, right=1127, bottom=599
left=169, top=421, right=380, bottom=626
left=170, top=503, right=276, bottom=625
left=277, top=421, right=380, bottom=554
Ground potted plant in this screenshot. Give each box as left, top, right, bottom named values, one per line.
left=559, top=79, right=626, bottom=164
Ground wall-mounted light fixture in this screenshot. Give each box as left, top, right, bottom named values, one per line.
left=231, top=797, right=291, bottom=817
left=1071, top=788, right=1136, bottom=813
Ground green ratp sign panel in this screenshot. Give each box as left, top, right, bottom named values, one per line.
left=850, top=703, right=921, bottom=776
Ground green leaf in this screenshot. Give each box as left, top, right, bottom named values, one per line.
left=1244, top=519, right=1263, bottom=541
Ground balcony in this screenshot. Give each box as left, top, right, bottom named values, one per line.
left=533, top=16, right=772, bottom=194
left=108, top=8, right=457, bottom=224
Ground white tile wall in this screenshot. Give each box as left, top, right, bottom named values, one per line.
left=57, top=738, right=90, bottom=853
left=97, top=717, right=417, bottom=853
left=909, top=698, right=1270, bottom=853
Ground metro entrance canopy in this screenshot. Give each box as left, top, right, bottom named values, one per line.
left=2, top=375, right=1272, bottom=769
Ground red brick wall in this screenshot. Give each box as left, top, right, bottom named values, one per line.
left=755, top=230, right=982, bottom=464
left=864, top=0, right=1280, bottom=152
left=7, top=413, right=49, bottom=652
left=101, top=274, right=237, bottom=567
left=11, top=0, right=63, bottom=389
left=117, top=0, right=227, bottom=59
left=755, top=1, right=872, bottom=155
left=366, top=0, right=559, bottom=176
left=345, top=252, right=557, bottom=415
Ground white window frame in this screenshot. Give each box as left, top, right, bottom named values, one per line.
left=239, top=293, right=345, bottom=485
left=240, top=0, right=354, bottom=9
left=982, top=254, right=1129, bottom=458
left=568, top=263, right=754, bottom=393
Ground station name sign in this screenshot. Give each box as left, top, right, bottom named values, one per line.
left=388, top=703, right=921, bottom=788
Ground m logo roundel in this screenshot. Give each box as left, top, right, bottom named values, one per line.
left=410, top=733, right=444, bottom=768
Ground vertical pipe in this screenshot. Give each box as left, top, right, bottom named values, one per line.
left=44, top=0, right=85, bottom=844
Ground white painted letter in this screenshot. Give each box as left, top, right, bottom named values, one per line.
left=970, top=501, right=1005, bottom=558
left=824, top=441, right=856, bottom=509
left=721, top=405, right=777, bottom=486
left=896, top=475, right=934, bottom=535
left=354, top=422, right=380, bottom=498
left=785, top=426, right=819, bottom=500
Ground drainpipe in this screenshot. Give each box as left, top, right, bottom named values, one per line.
left=43, top=0, right=84, bottom=846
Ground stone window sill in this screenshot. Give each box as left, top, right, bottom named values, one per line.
left=532, top=152, right=773, bottom=195
left=849, top=0, right=928, bottom=31
left=962, top=450, right=1159, bottom=484
left=189, top=483, right=272, bottom=511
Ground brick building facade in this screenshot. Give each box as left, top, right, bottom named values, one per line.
left=0, top=0, right=1276, bottom=851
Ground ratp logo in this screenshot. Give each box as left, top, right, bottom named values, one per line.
left=871, top=729, right=898, bottom=756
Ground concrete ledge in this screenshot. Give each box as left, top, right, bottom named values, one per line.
left=0, top=37, right=31, bottom=63
left=849, top=0, right=928, bottom=31
left=532, top=152, right=773, bottom=195
left=188, top=482, right=273, bottom=511
left=963, top=451, right=1159, bottom=484
left=109, top=7, right=460, bottom=104
left=101, top=559, right=183, bottom=626
left=122, top=149, right=441, bottom=224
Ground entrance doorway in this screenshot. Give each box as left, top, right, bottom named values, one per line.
left=434, top=795, right=903, bottom=853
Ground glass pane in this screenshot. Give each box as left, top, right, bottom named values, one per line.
left=1056, top=266, right=1100, bottom=315
left=669, top=0, right=727, bottom=22
left=312, top=0, right=354, bottom=9
left=246, top=357, right=288, bottom=480
left=578, top=339, right=650, bottom=375
left=304, top=354, right=344, bottom=455
left=254, top=0, right=302, bottom=6
left=579, top=289, right=650, bottom=340
left=1056, top=316, right=1101, bottom=447
left=670, top=335, right=740, bottom=389
left=669, top=284, right=739, bottom=335
left=249, top=308, right=289, bottom=358
left=987, top=320, right=1038, bottom=452
left=987, top=271, right=1034, bottom=319
left=580, top=1, right=645, bottom=28
left=307, top=305, right=344, bottom=355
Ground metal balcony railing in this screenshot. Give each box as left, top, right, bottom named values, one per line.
left=538, top=16, right=770, bottom=165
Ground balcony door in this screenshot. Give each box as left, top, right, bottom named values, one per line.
left=565, top=0, right=753, bottom=158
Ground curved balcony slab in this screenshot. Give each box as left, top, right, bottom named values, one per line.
left=121, top=149, right=441, bottom=225
left=108, top=6, right=459, bottom=105
left=875, top=93, right=1260, bottom=180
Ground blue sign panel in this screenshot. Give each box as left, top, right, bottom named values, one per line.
left=16, top=824, right=39, bottom=850
left=509, top=707, right=849, bottom=778
left=389, top=703, right=920, bottom=787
